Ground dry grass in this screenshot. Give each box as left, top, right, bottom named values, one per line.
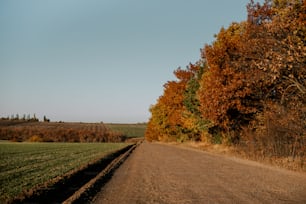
left=173, top=141, right=306, bottom=172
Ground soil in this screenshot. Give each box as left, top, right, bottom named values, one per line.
left=93, top=141, right=306, bottom=204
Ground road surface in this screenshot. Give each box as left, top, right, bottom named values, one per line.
left=93, top=142, right=306, bottom=204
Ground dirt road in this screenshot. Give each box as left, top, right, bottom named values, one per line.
left=93, top=142, right=306, bottom=204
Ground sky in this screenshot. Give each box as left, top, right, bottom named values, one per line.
left=0, top=0, right=258, bottom=123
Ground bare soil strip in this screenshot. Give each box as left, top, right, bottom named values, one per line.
left=10, top=143, right=137, bottom=204
left=63, top=142, right=140, bottom=204
left=93, top=142, right=306, bottom=204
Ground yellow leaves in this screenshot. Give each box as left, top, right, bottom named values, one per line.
left=182, top=112, right=197, bottom=130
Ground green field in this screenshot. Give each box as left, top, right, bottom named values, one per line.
left=0, top=142, right=128, bottom=202
left=105, top=123, right=147, bottom=138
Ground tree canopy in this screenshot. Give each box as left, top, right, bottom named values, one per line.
left=145, top=0, right=305, bottom=158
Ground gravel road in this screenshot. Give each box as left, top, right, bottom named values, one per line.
left=93, top=142, right=306, bottom=204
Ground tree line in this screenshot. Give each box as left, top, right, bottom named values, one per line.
left=145, top=0, right=305, bottom=160
left=1, top=114, right=50, bottom=122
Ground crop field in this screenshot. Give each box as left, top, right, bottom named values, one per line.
left=0, top=121, right=126, bottom=142
left=0, top=142, right=129, bottom=202
left=105, top=123, right=147, bottom=138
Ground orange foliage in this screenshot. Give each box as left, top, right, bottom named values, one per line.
left=146, top=67, right=200, bottom=142
left=146, top=0, right=305, bottom=161
left=199, top=22, right=257, bottom=137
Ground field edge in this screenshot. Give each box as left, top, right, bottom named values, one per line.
left=7, top=144, right=136, bottom=204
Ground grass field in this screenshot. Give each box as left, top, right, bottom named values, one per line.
left=0, top=142, right=129, bottom=202
left=105, top=123, right=147, bottom=138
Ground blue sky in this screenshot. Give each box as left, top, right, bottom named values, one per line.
left=0, top=0, right=257, bottom=123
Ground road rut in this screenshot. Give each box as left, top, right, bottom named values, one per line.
left=93, top=142, right=306, bottom=204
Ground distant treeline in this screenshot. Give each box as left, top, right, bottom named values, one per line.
left=146, top=0, right=305, bottom=161
left=1, top=113, right=50, bottom=122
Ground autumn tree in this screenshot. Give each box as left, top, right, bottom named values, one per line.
left=145, top=103, right=167, bottom=142
left=146, top=67, right=201, bottom=142
left=146, top=0, right=305, bottom=163
left=198, top=21, right=261, bottom=144
left=241, top=0, right=306, bottom=157
left=181, top=61, right=212, bottom=141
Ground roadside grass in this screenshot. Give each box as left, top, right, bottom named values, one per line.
left=0, top=142, right=128, bottom=202
left=177, top=141, right=306, bottom=172
left=105, top=123, right=147, bottom=138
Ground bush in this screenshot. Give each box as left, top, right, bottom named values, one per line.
left=28, top=135, right=43, bottom=142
